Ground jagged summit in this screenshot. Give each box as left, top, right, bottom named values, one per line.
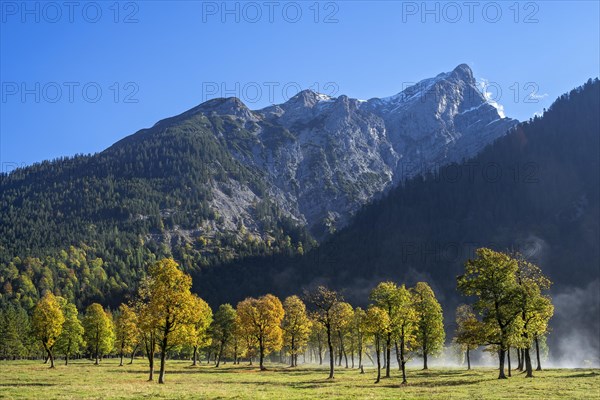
left=449, top=63, right=475, bottom=82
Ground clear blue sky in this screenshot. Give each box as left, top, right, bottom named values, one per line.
left=1, top=1, right=599, bottom=169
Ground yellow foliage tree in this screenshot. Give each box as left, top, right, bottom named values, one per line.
left=187, top=295, right=213, bottom=366
left=115, top=304, right=138, bottom=366
left=236, top=294, right=284, bottom=370
left=282, top=295, right=312, bottom=367
left=32, top=292, right=65, bottom=368
left=365, top=306, right=391, bottom=383
left=141, top=258, right=196, bottom=384
left=331, top=302, right=354, bottom=369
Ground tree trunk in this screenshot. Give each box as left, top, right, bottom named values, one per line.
left=43, top=343, right=55, bottom=368
left=146, top=336, right=155, bottom=381
left=400, top=336, right=407, bottom=384
left=94, top=330, right=100, bottom=365
left=148, top=354, right=154, bottom=381
left=466, top=348, right=471, bottom=370
left=327, top=324, right=334, bottom=379
left=337, top=332, right=343, bottom=367
left=518, top=349, right=524, bottom=371
left=358, top=336, right=363, bottom=370
left=395, top=341, right=402, bottom=371
left=129, top=343, right=139, bottom=364
left=338, top=331, right=348, bottom=368
left=259, top=337, right=266, bottom=371
left=119, top=351, right=124, bottom=367
left=374, top=336, right=381, bottom=384
left=158, top=335, right=168, bottom=384
left=291, top=336, right=295, bottom=367
left=385, top=332, right=391, bottom=378
left=517, top=347, right=522, bottom=370
left=422, top=335, right=428, bottom=370
left=318, top=345, right=323, bottom=365
left=535, top=336, right=542, bottom=371
left=65, top=341, right=71, bottom=366
left=524, top=347, right=533, bottom=378
left=507, top=347, right=512, bottom=377
left=191, top=346, right=198, bottom=366
left=498, top=349, right=507, bottom=379
left=216, top=341, right=224, bottom=367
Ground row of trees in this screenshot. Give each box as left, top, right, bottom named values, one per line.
left=24, top=258, right=445, bottom=384
left=18, top=248, right=554, bottom=384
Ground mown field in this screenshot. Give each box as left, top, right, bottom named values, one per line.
left=0, top=359, right=598, bottom=400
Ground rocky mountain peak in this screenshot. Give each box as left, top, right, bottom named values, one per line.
left=448, top=63, right=475, bottom=84
left=283, top=89, right=333, bottom=109
left=196, top=97, right=256, bottom=119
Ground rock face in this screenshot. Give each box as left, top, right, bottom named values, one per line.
left=170, top=64, right=517, bottom=238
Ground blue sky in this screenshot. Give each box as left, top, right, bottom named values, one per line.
left=1, top=1, right=599, bottom=169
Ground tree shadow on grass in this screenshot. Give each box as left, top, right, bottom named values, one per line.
left=563, top=372, right=600, bottom=378
left=192, top=378, right=335, bottom=388
left=380, top=378, right=488, bottom=388
left=0, top=383, right=56, bottom=387
left=413, top=370, right=475, bottom=377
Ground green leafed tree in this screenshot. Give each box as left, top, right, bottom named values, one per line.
left=369, top=281, right=401, bottom=379
left=457, top=248, right=523, bottom=379
left=453, top=304, right=481, bottom=370
left=411, top=282, right=445, bottom=370
left=395, top=284, right=418, bottom=384
left=0, top=304, right=33, bottom=359
left=514, top=255, right=554, bottom=377
left=211, top=304, right=237, bottom=367
left=55, top=301, right=84, bottom=365
left=83, top=303, right=115, bottom=365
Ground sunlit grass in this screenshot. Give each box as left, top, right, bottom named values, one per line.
left=0, top=359, right=598, bottom=399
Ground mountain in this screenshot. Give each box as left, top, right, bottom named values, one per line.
left=194, top=79, right=599, bottom=363
left=0, top=64, right=516, bottom=307
left=227, top=63, right=516, bottom=237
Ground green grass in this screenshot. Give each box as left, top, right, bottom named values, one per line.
left=0, top=359, right=598, bottom=400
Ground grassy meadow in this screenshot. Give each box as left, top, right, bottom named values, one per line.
left=0, top=359, right=598, bottom=400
